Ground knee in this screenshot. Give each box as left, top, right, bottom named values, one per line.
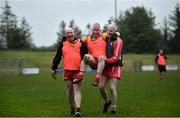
left=74, top=85, right=81, bottom=92
left=99, top=84, right=106, bottom=91
left=98, top=56, right=106, bottom=62
left=83, top=54, right=93, bottom=65
left=110, top=86, right=116, bottom=93
left=67, top=86, right=73, bottom=94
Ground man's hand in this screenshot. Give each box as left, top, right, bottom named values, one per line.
left=51, top=70, right=56, bottom=80
left=73, top=71, right=84, bottom=84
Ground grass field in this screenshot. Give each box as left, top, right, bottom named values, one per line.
left=0, top=51, right=180, bottom=117
left=0, top=71, right=180, bottom=117
left=1, top=50, right=180, bottom=72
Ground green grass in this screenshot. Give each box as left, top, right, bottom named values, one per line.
left=1, top=50, right=180, bottom=72
left=123, top=54, right=180, bottom=71
left=0, top=71, right=180, bottom=117
left=0, top=50, right=56, bottom=70
left=0, top=50, right=180, bottom=116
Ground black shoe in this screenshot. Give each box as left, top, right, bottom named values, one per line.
left=103, top=100, right=111, bottom=113
left=70, top=109, right=75, bottom=115
left=70, top=106, right=75, bottom=115
left=111, top=109, right=116, bottom=114
left=74, top=112, right=81, bottom=117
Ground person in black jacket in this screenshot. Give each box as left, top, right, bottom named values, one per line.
left=51, top=27, right=88, bottom=117
left=99, top=23, right=123, bottom=114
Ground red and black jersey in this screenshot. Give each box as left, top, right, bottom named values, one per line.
left=106, top=34, right=123, bottom=67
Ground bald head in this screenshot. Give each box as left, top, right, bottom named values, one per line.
left=92, top=23, right=101, bottom=30
left=160, top=49, right=163, bottom=54
left=65, top=27, right=74, bottom=34
left=107, top=23, right=117, bottom=36
left=91, top=23, right=101, bottom=38
left=65, top=27, right=75, bottom=42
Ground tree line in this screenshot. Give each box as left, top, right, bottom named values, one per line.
left=0, top=1, right=180, bottom=53
left=0, top=1, right=34, bottom=49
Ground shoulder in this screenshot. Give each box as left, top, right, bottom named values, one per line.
left=116, top=37, right=123, bottom=44
left=75, top=38, right=82, bottom=45
left=118, top=37, right=123, bottom=41
left=58, top=37, right=67, bottom=46
left=101, top=32, right=108, bottom=41
left=79, top=38, right=84, bottom=44
left=79, top=38, right=87, bottom=46
left=163, top=54, right=167, bottom=58
left=82, top=35, right=90, bottom=43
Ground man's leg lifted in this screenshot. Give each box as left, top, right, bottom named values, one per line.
left=92, top=56, right=106, bottom=86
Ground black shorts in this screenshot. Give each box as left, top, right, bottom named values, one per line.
left=158, top=65, right=166, bottom=72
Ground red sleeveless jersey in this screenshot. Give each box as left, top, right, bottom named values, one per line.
left=83, top=36, right=106, bottom=58
left=157, top=54, right=166, bottom=65
left=62, top=39, right=81, bottom=70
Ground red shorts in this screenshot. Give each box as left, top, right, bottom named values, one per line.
left=64, top=70, right=81, bottom=80
left=102, top=66, right=123, bottom=79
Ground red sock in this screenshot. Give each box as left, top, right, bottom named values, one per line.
left=75, top=107, right=80, bottom=112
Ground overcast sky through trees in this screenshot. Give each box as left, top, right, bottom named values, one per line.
left=0, top=0, right=179, bottom=47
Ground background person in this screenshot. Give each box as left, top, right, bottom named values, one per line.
left=155, top=49, right=167, bottom=79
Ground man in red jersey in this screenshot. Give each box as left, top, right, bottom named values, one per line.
left=51, top=27, right=88, bottom=117
left=76, top=23, right=107, bottom=87
left=99, top=23, right=123, bottom=114
left=155, top=49, right=167, bottom=79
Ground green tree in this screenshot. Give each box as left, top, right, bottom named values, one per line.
left=161, top=17, right=171, bottom=52
left=19, top=17, right=34, bottom=49
left=56, top=20, right=66, bottom=47
left=169, top=3, right=180, bottom=53
left=0, top=1, right=33, bottom=49
left=0, top=24, right=5, bottom=49
left=0, top=1, right=18, bottom=49
left=116, top=6, right=163, bottom=53
left=86, top=23, right=91, bottom=35
left=102, top=18, right=113, bottom=32
left=69, top=19, right=82, bottom=39
left=6, top=17, right=34, bottom=49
